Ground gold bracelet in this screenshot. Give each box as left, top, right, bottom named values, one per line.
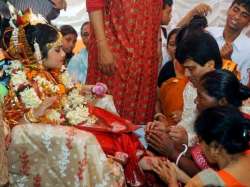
left=26, top=110, right=39, bottom=123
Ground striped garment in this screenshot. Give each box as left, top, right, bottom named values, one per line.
left=8, top=0, right=60, bottom=21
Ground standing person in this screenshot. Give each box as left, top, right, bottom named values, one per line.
left=67, top=21, right=90, bottom=84
left=86, top=0, right=163, bottom=124
left=8, top=0, right=66, bottom=22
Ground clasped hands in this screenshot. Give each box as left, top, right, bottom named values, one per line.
left=145, top=113, right=188, bottom=159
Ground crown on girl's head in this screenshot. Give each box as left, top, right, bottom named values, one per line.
left=2, top=3, right=47, bottom=65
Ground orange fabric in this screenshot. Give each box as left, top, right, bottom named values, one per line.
left=87, top=0, right=162, bottom=124
left=159, top=77, right=188, bottom=117
left=217, top=170, right=245, bottom=187
left=222, top=59, right=241, bottom=80
left=73, top=39, right=85, bottom=54
left=0, top=51, right=4, bottom=61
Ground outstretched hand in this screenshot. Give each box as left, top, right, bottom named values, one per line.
left=152, top=159, right=179, bottom=186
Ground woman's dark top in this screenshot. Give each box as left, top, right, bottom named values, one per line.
left=158, top=60, right=176, bottom=87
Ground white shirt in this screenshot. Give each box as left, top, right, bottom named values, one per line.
left=162, top=0, right=233, bottom=68
left=177, top=81, right=198, bottom=147
left=207, top=27, right=250, bottom=85
left=168, top=0, right=232, bottom=31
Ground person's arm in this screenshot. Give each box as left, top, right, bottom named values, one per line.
left=87, top=0, right=115, bottom=75
left=51, top=0, right=67, bottom=10
left=147, top=130, right=201, bottom=177
left=155, top=87, right=162, bottom=113
left=176, top=3, right=212, bottom=28
left=169, top=150, right=201, bottom=177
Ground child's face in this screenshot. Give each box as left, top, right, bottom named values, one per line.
left=45, top=44, right=65, bottom=69
left=62, top=33, right=77, bottom=54
left=162, top=5, right=172, bottom=25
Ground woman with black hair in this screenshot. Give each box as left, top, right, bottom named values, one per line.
left=153, top=106, right=250, bottom=186
left=156, top=28, right=188, bottom=124
left=143, top=70, right=250, bottom=178
left=196, top=69, right=250, bottom=114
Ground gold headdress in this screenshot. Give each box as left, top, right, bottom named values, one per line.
left=2, top=3, right=48, bottom=65
left=46, top=32, right=63, bottom=51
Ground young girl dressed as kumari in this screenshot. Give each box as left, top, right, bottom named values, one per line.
left=1, top=7, right=146, bottom=186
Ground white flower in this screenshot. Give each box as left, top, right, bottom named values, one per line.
left=6, top=60, right=23, bottom=74
left=60, top=71, right=74, bottom=89
left=11, top=70, right=29, bottom=90
left=65, top=105, right=90, bottom=125
left=46, top=109, right=64, bottom=124
left=20, top=87, right=42, bottom=108
left=60, top=65, right=66, bottom=72
left=62, top=88, right=97, bottom=125
left=34, top=75, right=59, bottom=93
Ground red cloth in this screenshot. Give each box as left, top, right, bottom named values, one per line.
left=75, top=106, right=146, bottom=186
left=86, top=0, right=163, bottom=124
left=86, top=0, right=104, bottom=12
left=190, top=144, right=210, bottom=170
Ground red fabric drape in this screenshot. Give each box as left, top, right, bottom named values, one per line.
left=86, top=0, right=162, bottom=124
left=86, top=0, right=105, bottom=12
left=75, top=106, right=146, bottom=186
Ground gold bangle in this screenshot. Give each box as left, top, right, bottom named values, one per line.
left=26, top=110, right=39, bottom=123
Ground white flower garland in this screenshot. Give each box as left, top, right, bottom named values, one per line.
left=8, top=60, right=96, bottom=126
left=20, top=87, right=42, bottom=108
left=10, top=70, right=29, bottom=91
left=60, top=71, right=74, bottom=89
left=63, top=89, right=97, bottom=126
left=46, top=109, right=65, bottom=124
left=33, top=75, right=59, bottom=93
left=5, top=60, right=23, bottom=74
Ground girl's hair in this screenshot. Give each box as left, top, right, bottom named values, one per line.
left=167, top=28, right=180, bottom=45
left=200, top=70, right=250, bottom=107
left=195, top=106, right=250, bottom=154
left=26, top=23, right=60, bottom=59
left=59, top=25, right=77, bottom=37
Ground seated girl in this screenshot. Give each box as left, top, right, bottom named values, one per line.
left=153, top=106, right=250, bottom=186
left=1, top=10, right=145, bottom=186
